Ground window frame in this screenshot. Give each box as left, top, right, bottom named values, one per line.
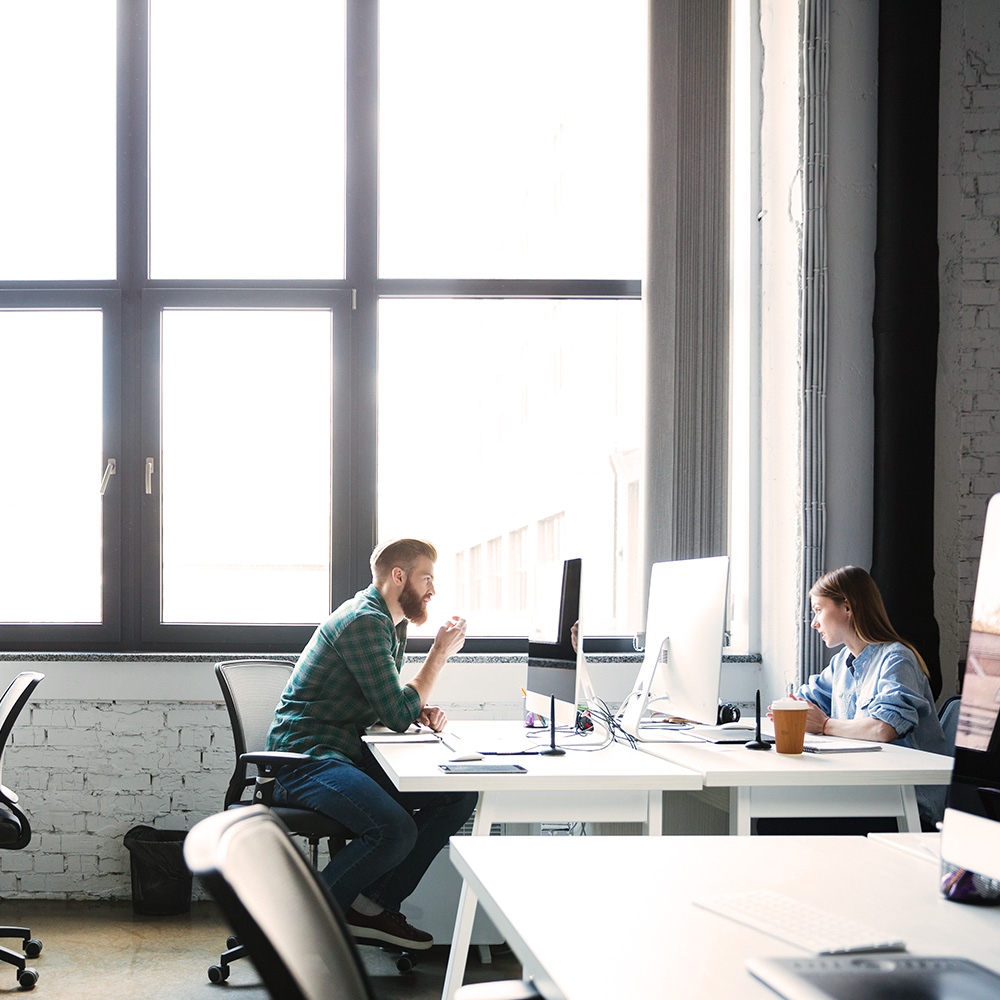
left=0, top=0, right=646, bottom=654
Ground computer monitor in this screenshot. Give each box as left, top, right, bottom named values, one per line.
left=619, top=555, right=730, bottom=736
left=525, top=557, right=593, bottom=729
left=940, top=492, right=1000, bottom=883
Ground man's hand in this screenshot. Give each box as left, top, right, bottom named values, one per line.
left=419, top=706, right=448, bottom=732
left=431, top=616, right=467, bottom=659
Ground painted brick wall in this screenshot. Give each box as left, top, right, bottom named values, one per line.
left=0, top=694, right=529, bottom=901
left=955, top=10, right=1000, bottom=658
left=1, top=701, right=232, bottom=900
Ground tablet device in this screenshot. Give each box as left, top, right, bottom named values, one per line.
left=438, top=763, right=527, bottom=774
left=746, top=954, right=1000, bottom=1000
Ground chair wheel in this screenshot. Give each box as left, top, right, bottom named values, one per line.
left=23, top=939, right=42, bottom=959
left=226, top=935, right=240, bottom=949
left=17, top=968, right=38, bottom=989
left=395, top=952, right=415, bottom=973
left=208, top=964, right=230, bottom=983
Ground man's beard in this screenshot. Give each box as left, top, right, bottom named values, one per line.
left=399, top=578, right=429, bottom=626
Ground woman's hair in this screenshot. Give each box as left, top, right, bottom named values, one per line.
left=370, top=538, right=438, bottom=584
left=810, top=565, right=930, bottom=678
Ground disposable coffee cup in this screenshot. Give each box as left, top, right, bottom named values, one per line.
left=771, top=697, right=810, bottom=754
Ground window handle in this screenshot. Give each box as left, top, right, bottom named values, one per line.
left=100, top=459, right=116, bottom=496
left=145, top=457, right=154, bottom=495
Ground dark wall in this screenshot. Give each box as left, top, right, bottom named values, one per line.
left=871, top=0, right=943, bottom=698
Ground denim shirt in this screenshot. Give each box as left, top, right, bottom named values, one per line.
left=799, top=641, right=947, bottom=752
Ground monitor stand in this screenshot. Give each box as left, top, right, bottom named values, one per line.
left=541, top=694, right=566, bottom=756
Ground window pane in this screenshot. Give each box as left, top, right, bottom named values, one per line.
left=0, top=312, right=103, bottom=622
left=149, top=1, right=346, bottom=279
left=378, top=299, right=644, bottom=637
left=379, top=0, right=647, bottom=279
left=0, top=2, right=116, bottom=280
left=161, top=310, right=332, bottom=623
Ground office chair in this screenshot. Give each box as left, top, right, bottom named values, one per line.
left=0, top=671, right=45, bottom=990
left=212, top=659, right=354, bottom=983
left=938, top=694, right=962, bottom=753
left=186, top=806, right=540, bottom=1000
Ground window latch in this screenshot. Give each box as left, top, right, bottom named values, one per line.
left=145, top=457, right=155, bottom=495
left=100, top=459, right=116, bottom=496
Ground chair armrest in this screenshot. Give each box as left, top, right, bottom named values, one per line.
left=226, top=752, right=313, bottom=809
left=240, top=751, right=312, bottom=777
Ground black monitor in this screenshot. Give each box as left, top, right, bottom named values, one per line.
left=525, top=557, right=582, bottom=728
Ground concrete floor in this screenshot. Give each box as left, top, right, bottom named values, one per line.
left=0, top=899, right=521, bottom=999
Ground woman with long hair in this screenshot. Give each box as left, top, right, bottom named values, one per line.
left=795, top=565, right=948, bottom=827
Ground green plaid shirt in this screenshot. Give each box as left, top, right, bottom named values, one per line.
left=266, top=585, right=422, bottom=765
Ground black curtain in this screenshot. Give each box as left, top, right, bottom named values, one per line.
left=871, top=0, right=942, bottom=698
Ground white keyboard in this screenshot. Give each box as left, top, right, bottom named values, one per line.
left=694, top=889, right=906, bottom=955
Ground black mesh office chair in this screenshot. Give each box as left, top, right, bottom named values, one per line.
left=939, top=693, right=962, bottom=753
left=211, top=659, right=355, bottom=983
left=0, top=671, right=45, bottom=990
left=186, top=807, right=540, bottom=1000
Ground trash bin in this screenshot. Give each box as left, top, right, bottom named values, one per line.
left=123, top=825, right=192, bottom=916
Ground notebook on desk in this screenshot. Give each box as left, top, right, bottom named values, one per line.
left=801, top=735, right=882, bottom=753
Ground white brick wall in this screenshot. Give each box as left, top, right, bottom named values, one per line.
left=956, top=19, right=1000, bottom=653
left=1, top=700, right=232, bottom=901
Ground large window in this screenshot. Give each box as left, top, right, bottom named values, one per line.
left=0, top=1, right=647, bottom=652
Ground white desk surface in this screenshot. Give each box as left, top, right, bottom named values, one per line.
left=450, top=834, right=1000, bottom=1000
left=636, top=738, right=954, bottom=787
left=366, top=721, right=703, bottom=794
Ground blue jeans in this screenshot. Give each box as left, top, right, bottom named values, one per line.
left=273, top=748, right=477, bottom=914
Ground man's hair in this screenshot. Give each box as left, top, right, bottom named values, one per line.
left=810, top=565, right=930, bottom=678
left=370, top=538, right=438, bottom=584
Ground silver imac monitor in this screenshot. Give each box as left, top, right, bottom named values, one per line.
left=525, top=557, right=593, bottom=729
left=619, top=555, right=730, bottom=736
left=940, top=492, right=1000, bottom=883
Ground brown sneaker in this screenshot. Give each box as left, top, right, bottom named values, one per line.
left=345, top=907, right=433, bottom=950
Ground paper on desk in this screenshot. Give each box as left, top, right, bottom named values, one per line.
left=757, top=723, right=881, bottom=753
left=362, top=725, right=439, bottom=744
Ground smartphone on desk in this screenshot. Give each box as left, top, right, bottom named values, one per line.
left=438, top=763, right=527, bottom=774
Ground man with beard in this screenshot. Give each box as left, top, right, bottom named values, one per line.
left=266, top=538, right=475, bottom=950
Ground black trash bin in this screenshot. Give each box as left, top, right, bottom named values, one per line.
left=123, top=825, right=192, bottom=916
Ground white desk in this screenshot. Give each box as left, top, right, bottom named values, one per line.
left=636, top=738, right=953, bottom=834
left=365, top=720, right=702, bottom=1000
left=450, top=834, right=1000, bottom=1000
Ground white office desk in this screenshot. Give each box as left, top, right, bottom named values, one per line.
left=636, top=738, right=953, bottom=835
left=365, top=720, right=702, bottom=1000
left=449, top=834, right=1000, bottom=1000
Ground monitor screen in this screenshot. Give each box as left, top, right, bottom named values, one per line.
left=941, top=492, right=1000, bottom=883
left=525, top=557, right=581, bottom=728
left=620, top=555, right=730, bottom=734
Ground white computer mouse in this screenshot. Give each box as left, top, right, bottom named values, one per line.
left=720, top=720, right=755, bottom=730
left=448, top=753, right=484, bottom=762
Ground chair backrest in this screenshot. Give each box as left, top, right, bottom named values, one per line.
left=0, top=671, right=44, bottom=850
left=939, top=693, right=962, bottom=754
left=0, top=671, right=44, bottom=790
left=215, top=660, right=294, bottom=759
left=185, top=806, right=375, bottom=1000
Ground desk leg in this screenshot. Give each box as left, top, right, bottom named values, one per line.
left=729, top=787, right=752, bottom=836
left=647, top=791, right=663, bottom=836
left=442, top=877, right=480, bottom=1000
left=899, top=785, right=921, bottom=833
left=442, top=792, right=490, bottom=1000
